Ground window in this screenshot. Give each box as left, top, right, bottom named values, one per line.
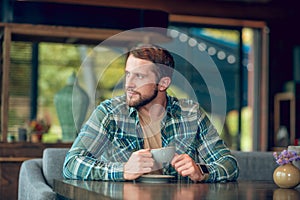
left=5, top=22, right=267, bottom=150
left=166, top=21, right=266, bottom=151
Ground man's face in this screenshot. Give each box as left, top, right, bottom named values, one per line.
left=125, top=55, right=159, bottom=108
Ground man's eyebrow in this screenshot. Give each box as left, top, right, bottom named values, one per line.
left=125, top=70, right=147, bottom=75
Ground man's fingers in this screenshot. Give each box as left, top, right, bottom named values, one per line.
left=124, top=149, right=154, bottom=177
left=171, top=154, right=188, bottom=167
left=171, top=153, right=182, bottom=165
left=171, top=154, right=200, bottom=178
left=135, top=149, right=152, bottom=158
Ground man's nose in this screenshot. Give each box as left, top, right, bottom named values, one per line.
left=125, top=75, right=136, bottom=88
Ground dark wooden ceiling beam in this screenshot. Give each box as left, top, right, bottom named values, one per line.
left=19, top=0, right=296, bottom=21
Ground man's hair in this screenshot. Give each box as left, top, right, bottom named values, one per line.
left=127, top=44, right=175, bottom=79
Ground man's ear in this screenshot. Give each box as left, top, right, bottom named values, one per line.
left=158, top=77, right=171, bottom=91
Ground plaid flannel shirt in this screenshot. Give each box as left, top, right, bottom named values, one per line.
left=63, top=94, right=239, bottom=182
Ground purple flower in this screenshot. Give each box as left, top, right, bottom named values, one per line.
left=273, top=149, right=300, bottom=165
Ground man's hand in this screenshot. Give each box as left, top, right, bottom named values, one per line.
left=171, top=154, right=204, bottom=182
left=124, top=149, right=154, bottom=180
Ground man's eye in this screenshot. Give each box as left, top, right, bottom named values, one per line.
left=136, top=74, right=144, bottom=79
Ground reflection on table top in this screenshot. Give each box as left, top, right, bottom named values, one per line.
left=54, top=179, right=300, bottom=200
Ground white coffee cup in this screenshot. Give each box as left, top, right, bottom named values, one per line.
left=151, top=146, right=175, bottom=163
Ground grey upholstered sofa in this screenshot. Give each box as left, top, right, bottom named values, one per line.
left=18, top=148, right=278, bottom=200
left=18, top=148, right=69, bottom=200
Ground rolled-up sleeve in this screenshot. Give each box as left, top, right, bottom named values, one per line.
left=197, top=115, right=239, bottom=182
left=63, top=105, right=125, bottom=181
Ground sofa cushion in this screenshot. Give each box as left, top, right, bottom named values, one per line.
left=231, top=150, right=278, bottom=181
left=42, top=148, right=69, bottom=188
left=19, top=158, right=57, bottom=200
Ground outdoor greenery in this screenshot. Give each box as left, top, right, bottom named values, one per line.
left=38, top=43, right=126, bottom=140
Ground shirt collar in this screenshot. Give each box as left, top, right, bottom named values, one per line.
left=166, top=94, right=182, bottom=118
left=129, top=106, right=137, bottom=117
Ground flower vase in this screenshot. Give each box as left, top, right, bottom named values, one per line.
left=31, top=132, right=43, bottom=143
left=273, top=163, right=300, bottom=189
left=54, top=72, right=89, bottom=142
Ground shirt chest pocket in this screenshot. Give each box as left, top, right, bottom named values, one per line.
left=111, top=133, right=143, bottom=161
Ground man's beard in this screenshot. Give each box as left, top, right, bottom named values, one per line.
left=126, top=86, right=159, bottom=108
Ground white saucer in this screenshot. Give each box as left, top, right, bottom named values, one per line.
left=138, top=174, right=175, bottom=183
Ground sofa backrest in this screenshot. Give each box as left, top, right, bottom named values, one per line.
left=42, top=148, right=69, bottom=188
left=231, top=150, right=277, bottom=181
left=41, top=148, right=278, bottom=185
